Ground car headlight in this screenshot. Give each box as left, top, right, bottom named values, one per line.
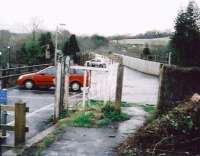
left=18, top=75, right=24, bottom=80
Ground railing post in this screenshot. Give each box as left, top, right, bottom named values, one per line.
left=15, top=102, right=26, bottom=146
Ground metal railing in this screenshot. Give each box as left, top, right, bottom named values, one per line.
left=0, top=64, right=51, bottom=88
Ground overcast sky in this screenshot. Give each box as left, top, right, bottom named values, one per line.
left=0, top=0, right=199, bottom=36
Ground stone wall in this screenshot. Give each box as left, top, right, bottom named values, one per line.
left=157, top=65, right=200, bottom=115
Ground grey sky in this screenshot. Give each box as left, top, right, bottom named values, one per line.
left=0, top=0, right=199, bottom=36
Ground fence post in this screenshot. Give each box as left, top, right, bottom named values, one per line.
left=54, top=53, right=65, bottom=121
left=54, top=61, right=62, bottom=121
left=60, top=57, right=65, bottom=112
left=15, top=102, right=26, bottom=146
left=64, top=57, right=70, bottom=110
left=115, top=59, right=124, bottom=113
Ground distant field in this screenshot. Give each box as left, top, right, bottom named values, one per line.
left=118, top=37, right=170, bottom=46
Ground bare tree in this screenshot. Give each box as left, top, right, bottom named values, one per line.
left=29, top=17, right=44, bottom=41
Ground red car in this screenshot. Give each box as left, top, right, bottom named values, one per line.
left=17, top=66, right=89, bottom=92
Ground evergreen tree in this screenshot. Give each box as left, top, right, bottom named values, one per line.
left=25, top=40, right=42, bottom=65
left=38, top=32, right=55, bottom=63
left=68, top=34, right=80, bottom=54
left=63, top=34, right=80, bottom=64
left=63, top=40, right=70, bottom=56
left=171, top=1, right=200, bottom=67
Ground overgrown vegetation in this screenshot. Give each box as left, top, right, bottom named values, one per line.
left=118, top=99, right=200, bottom=156
left=72, top=100, right=130, bottom=127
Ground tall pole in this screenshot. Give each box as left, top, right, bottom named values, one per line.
left=54, top=24, right=66, bottom=65
left=55, top=26, right=58, bottom=65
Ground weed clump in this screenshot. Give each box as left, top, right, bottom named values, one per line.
left=101, top=103, right=129, bottom=121
left=73, top=112, right=95, bottom=127
left=73, top=101, right=130, bottom=127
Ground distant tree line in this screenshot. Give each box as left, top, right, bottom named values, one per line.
left=0, top=28, right=108, bottom=66
left=133, top=30, right=172, bottom=39
left=110, top=30, right=172, bottom=40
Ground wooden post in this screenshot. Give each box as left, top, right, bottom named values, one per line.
left=64, top=57, right=70, bottom=109
left=60, top=58, right=65, bottom=113
left=115, top=59, right=124, bottom=113
left=15, top=102, right=26, bottom=146
left=54, top=53, right=67, bottom=121
left=54, top=61, right=62, bottom=121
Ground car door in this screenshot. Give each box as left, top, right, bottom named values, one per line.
left=69, top=68, right=84, bottom=87
left=35, top=66, right=56, bottom=87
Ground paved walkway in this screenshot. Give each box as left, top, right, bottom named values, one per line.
left=41, top=106, right=148, bottom=156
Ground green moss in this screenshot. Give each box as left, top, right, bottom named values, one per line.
left=41, top=134, right=55, bottom=147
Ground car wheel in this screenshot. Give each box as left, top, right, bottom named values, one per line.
left=99, top=64, right=103, bottom=68
left=87, top=62, right=90, bottom=66
left=24, top=80, right=34, bottom=90
left=70, top=82, right=81, bottom=92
